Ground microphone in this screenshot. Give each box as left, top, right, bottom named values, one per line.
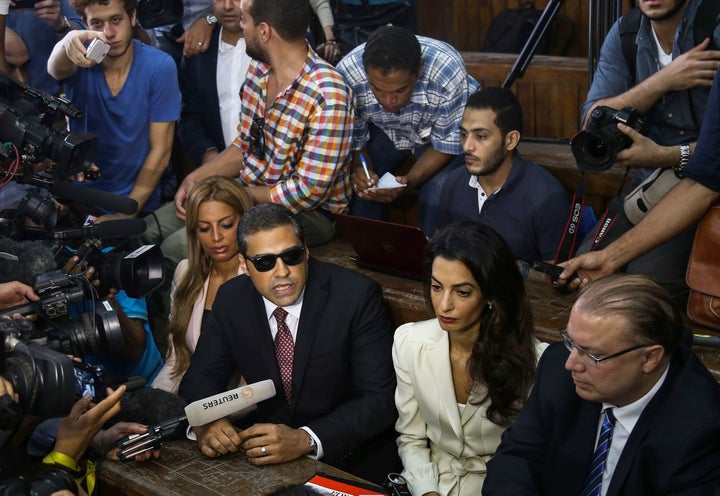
left=115, top=387, right=187, bottom=426
left=53, top=218, right=146, bottom=240
left=53, top=180, right=138, bottom=215
left=184, top=379, right=276, bottom=427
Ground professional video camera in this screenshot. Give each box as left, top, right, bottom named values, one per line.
left=571, top=105, right=647, bottom=173
left=0, top=464, right=78, bottom=496
left=0, top=73, right=140, bottom=239
left=0, top=269, right=126, bottom=417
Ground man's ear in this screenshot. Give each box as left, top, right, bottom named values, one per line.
left=641, top=344, right=666, bottom=374
left=505, top=130, right=521, bottom=152
left=238, top=253, right=249, bottom=274
left=131, top=10, right=136, bottom=27
left=416, top=57, right=425, bottom=79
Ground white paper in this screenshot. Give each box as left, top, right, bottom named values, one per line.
left=369, top=172, right=407, bottom=190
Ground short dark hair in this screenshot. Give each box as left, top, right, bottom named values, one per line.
left=71, top=0, right=136, bottom=18
left=465, top=87, right=523, bottom=137
left=237, top=203, right=305, bottom=254
left=362, top=25, right=422, bottom=76
left=426, top=221, right=536, bottom=426
left=247, top=0, right=310, bottom=42
left=574, top=274, right=685, bottom=356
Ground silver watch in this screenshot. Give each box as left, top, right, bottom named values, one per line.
left=674, top=143, right=690, bottom=178
left=308, top=435, right=318, bottom=456
left=205, top=14, right=218, bottom=25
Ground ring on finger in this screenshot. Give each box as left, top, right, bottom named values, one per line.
left=260, top=446, right=267, bottom=454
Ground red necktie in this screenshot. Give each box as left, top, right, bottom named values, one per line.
left=273, top=307, right=294, bottom=403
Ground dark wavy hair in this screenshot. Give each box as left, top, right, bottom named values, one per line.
left=425, top=221, right=537, bottom=426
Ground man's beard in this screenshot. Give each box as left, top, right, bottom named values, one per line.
left=245, top=38, right=268, bottom=64
left=642, top=0, right=688, bottom=21
left=468, top=146, right=507, bottom=177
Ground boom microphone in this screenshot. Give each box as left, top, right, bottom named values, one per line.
left=184, top=379, right=276, bottom=427
left=53, top=180, right=138, bottom=215
left=53, top=218, right=146, bottom=240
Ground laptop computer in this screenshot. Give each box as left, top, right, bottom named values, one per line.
left=333, top=213, right=428, bottom=280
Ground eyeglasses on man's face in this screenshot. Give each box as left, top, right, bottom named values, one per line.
left=561, top=331, right=650, bottom=366
left=244, top=246, right=305, bottom=272
left=249, top=116, right=265, bottom=159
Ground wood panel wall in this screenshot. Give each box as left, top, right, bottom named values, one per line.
left=416, top=0, right=635, bottom=56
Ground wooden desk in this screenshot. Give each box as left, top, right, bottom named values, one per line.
left=99, top=439, right=370, bottom=496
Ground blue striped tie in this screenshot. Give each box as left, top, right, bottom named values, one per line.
left=580, top=408, right=616, bottom=496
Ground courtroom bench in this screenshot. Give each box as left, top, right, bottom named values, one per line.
left=311, top=239, right=720, bottom=382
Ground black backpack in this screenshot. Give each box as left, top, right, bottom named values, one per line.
left=619, top=0, right=720, bottom=82
left=482, top=1, right=574, bottom=55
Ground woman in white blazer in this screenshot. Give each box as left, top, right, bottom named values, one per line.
left=152, top=177, right=253, bottom=393
left=393, top=222, right=548, bottom=496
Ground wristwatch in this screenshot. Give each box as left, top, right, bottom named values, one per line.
left=55, top=15, right=71, bottom=35
left=308, top=435, right=318, bottom=457
left=205, top=14, right=218, bottom=25
left=674, top=143, right=690, bottom=178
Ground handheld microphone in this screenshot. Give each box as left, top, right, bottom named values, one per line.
left=53, top=218, right=146, bottom=240
left=184, top=379, right=276, bottom=427
left=53, top=181, right=138, bottom=215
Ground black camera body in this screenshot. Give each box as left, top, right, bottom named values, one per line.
left=571, top=105, right=647, bottom=173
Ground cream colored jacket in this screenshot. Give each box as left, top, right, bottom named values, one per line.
left=393, top=319, right=548, bottom=496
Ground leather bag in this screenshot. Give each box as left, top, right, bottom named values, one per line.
left=686, top=205, right=720, bottom=330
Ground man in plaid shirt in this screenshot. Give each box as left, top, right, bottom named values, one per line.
left=156, top=0, right=353, bottom=252
left=337, top=25, right=479, bottom=236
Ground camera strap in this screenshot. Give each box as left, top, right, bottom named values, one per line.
left=554, top=182, right=587, bottom=263
left=589, top=196, right=624, bottom=252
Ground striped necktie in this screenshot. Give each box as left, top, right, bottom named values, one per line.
left=580, top=408, right=616, bottom=496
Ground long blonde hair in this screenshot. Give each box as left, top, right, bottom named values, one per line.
left=167, top=176, right=253, bottom=378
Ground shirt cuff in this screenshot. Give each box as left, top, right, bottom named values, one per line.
left=299, top=426, right=324, bottom=460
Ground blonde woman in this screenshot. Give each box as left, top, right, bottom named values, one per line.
left=152, top=176, right=253, bottom=392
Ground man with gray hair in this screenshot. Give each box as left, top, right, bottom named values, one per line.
left=484, top=274, right=720, bottom=495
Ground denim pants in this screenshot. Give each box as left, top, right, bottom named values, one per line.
left=350, top=123, right=464, bottom=236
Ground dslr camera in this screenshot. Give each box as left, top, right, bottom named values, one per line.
left=571, top=105, right=646, bottom=173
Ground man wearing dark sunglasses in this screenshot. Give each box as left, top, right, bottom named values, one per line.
left=179, top=203, right=398, bottom=484
left=483, top=274, right=720, bottom=496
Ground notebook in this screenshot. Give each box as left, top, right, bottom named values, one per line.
left=333, top=213, right=428, bottom=280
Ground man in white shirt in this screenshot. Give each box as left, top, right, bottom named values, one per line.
left=176, top=0, right=251, bottom=168
left=483, top=274, right=720, bottom=495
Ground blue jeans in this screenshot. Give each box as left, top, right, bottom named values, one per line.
left=350, top=124, right=464, bottom=236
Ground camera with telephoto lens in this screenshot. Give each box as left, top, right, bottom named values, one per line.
left=74, top=240, right=164, bottom=298
left=384, top=473, right=412, bottom=496
left=571, top=105, right=647, bottom=173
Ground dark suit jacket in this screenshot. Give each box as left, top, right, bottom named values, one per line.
left=179, top=258, right=397, bottom=465
left=483, top=343, right=720, bottom=496
left=177, top=28, right=225, bottom=167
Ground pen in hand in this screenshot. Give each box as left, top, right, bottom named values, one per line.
left=359, top=154, right=372, bottom=182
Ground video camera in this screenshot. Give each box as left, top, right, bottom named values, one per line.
left=0, top=269, right=126, bottom=418
left=571, top=105, right=647, bottom=173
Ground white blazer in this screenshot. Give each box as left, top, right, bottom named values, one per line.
left=151, top=259, right=244, bottom=393
left=393, top=319, right=548, bottom=496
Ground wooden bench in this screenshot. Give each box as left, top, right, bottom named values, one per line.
left=311, top=239, right=720, bottom=381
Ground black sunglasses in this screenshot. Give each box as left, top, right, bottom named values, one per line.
left=245, top=246, right=305, bottom=272
left=248, top=115, right=265, bottom=159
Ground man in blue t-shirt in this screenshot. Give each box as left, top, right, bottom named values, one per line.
left=47, top=0, right=180, bottom=221
left=436, top=87, right=571, bottom=274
